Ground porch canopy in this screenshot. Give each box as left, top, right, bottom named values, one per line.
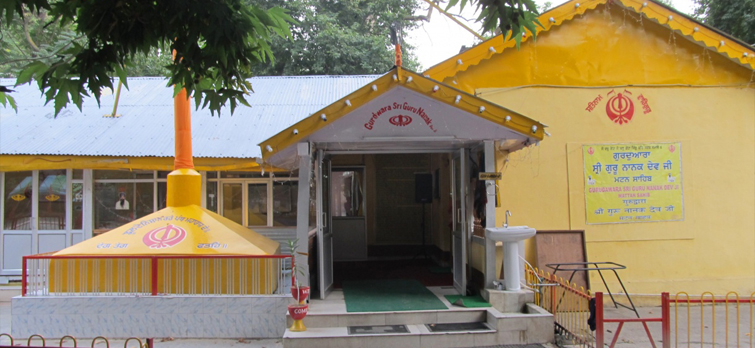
left=259, top=67, right=546, bottom=168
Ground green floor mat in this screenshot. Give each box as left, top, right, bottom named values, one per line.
left=429, top=266, right=452, bottom=274
left=342, top=279, right=449, bottom=312
left=444, top=294, right=492, bottom=308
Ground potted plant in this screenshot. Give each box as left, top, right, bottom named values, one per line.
left=287, top=239, right=309, bottom=332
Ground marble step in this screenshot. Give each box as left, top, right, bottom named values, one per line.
left=286, top=308, right=488, bottom=328
left=283, top=323, right=506, bottom=348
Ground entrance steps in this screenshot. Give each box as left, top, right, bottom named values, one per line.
left=282, top=288, right=554, bottom=348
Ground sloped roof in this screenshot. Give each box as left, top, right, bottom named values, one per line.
left=260, top=67, right=546, bottom=168
left=0, top=75, right=378, bottom=159
left=423, top=0, right=755, bottom=81
left=54, top=205, right=280, bottom=256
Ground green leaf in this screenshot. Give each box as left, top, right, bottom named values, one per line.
left=0, top=92, right=18, bottom=113
left=53, top=88, right=69, bottom=116
left=16, top=62, right=48, bottom=86
left=446, top=0, right=461, bottom=11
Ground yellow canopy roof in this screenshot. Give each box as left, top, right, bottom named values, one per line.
left=54, top=205, right=280, bottom=256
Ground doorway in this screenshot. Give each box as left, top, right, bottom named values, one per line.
left=320, top=153, right=468, bottom=293
left=330, top=167, right=366, bottom=261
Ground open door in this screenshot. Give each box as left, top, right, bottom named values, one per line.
left=331, top=167, right=366, bottom=261
left=451, top=149, right=468, bottom=295
left=316, top=150, right=334, bottom=299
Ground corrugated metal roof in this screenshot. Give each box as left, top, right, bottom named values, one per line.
left=0, top=75, right=380, bottom=159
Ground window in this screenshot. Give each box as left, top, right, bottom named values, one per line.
left=273, top=181, right=298, bottom=226
left=2, top=170, right=81, bottom=231
left=205, top=180, right=218, bottom=213
left=330, top=170, right=364, bottom=217
left=247, top=183, right=268, bottom=226
left=72, top=182, right=83, bottom=230
left=222, top=183, right=243, bottom=225
left=3, top=171, right=32, bottom=230
left=92, top=170, right=165, bottom=235
left=38, top=170, right=67, bottom=230
left=208, top=171, right=298, bottom=227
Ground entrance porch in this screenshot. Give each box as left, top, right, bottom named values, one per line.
left=261, top=67, right=554, bottom=346
left=284, top=287, right=553, bottom=348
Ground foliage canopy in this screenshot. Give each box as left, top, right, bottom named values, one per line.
left=0, top=0, right=547, bottom=115
left=249, top=0, right=421, bottom=75
left=1, top=0, right=294, bottom=116
left=693, top=0, right=755, bottom=45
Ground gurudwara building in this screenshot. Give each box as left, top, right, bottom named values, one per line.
left=1, top=0, right=754, bottom=344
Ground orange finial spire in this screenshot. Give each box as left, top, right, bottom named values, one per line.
left=172, top=49, right=194, bottom=170
left=395, top=44, right=402, bottom=67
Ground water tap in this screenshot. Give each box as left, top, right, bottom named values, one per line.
left=504, top=210, right=511, bottom=228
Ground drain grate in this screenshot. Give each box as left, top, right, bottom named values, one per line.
left=426, top=322, right=492, bottom=332
left=347, top=325, right=410, bottom=335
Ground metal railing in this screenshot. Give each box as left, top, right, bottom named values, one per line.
left=672, top=291, right=755, bottom=348
left=22, top=253, right=294, bottom=296
left=526, top=265, right=594, bottom=347
left=595, top=291, right=670, bottom=348
left=594, top=291, right=755, bottom=348
left=0, top=333, right=154, bottom=348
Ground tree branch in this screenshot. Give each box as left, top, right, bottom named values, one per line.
left=404, top=0, right=435, bottom=22
left=21, top=10, right=40, bottom=53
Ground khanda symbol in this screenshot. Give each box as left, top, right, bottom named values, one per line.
left=143, top=224, right=187, bottom=249
left=389, top=114, right=412, bottom=127
left=605, top=91, right=634, bottom=125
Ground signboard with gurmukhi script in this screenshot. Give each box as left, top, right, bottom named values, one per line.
left=583, top=142, right=683, bottom=224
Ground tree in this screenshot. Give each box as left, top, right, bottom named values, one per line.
left=0, top=8, right=172, bottom=79
left=249, top=0, right=421, bottom=75
left=0, top=0, right=541, bottom=115
left=1, top=0, right=294, bottom=116
left=693, top=0, right=755, bottom=45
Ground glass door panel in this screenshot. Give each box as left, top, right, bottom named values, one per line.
left=222, top=183, right=243, bottom=225
left=247, top=183, right=268, bottom=226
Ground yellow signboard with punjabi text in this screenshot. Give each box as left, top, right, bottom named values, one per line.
left=583, top=143, right=683, bottom=224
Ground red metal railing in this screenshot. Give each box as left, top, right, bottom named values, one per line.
left=22, top=253, right=294, bottom=296
left=595, top=292, right=670, bottom=348
left=595, top=291, right=755, bottom=348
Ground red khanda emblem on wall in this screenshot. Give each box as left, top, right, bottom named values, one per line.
left=143, top=224, right=187, bottom=249
left=389, top=114, right=412, bottom=127
left=605, top=90, right=634, bottom=125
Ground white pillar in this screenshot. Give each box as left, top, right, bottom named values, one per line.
left=295, top=143, right=312, bottom=287
left=83, top=169, right=93, bottom=240
left=483, top=140, right=498, bottom=289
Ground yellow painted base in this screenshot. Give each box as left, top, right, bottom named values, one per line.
left=289, top=319, right=306, bottom=332
left=167, top=168, right=201, bottom=207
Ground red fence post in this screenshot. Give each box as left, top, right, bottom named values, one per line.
left=151, top=257, right=158, bottom=296
left=661, top=292, right=670, bottom=348
left=596, top=292, right=604, bottom=347
left=21, top=256, right=27, bottom=296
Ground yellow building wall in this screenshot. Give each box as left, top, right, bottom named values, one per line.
left=482, top=86, right=755, bottom=295
left=447, top=4, right=755, bottom=295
